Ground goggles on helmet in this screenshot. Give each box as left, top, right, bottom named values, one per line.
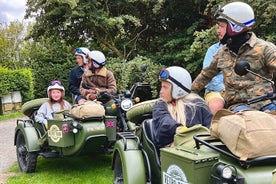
left=159, top=70, right=191, bottom=94
left=49, top=80, right=62, bottom=86
left=214, top=5, right=252, bottom=30
left=75, top=48, right=87, bottom=56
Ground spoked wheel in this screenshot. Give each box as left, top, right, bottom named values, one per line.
left=16, top=131, right=38, bottom=173
left=114, top=153, right=124, bottom=184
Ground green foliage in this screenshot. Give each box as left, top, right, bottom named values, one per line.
left=0, top=67, right=34, bottom=102
left=25, top=0, right=209, bottom=62
left=185, top=26, right=218, bottom=79
left=0, top=21, right=25, bottom=70
left=108, top=56, right=165, bottom=98
left=23, top=35, right=76, bottom=101
left=0, top=0, right=275, bottom=104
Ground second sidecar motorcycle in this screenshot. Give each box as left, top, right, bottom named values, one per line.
left=112, top=62, right=276, bottom=184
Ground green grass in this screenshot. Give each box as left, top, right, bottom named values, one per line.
left=0, top=112, right=24, bottom=121
left=7, top=154, right=114, bottom=184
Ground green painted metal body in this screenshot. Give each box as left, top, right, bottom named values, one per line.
left=114, top=123, right=276, bottom=184
left=113, top=138, right=147, bottom=184
left=14, top=119, right=41, bottom=152
left=15, top=115, right=117, bottom=157
left=160, top=147, right=219, bottom=184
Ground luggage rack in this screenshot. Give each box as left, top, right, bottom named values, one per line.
left=193, top=134, right=276, bottom=169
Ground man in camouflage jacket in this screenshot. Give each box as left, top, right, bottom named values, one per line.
left=191, top=2, right=276, bottom=111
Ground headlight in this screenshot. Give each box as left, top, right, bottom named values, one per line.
left=217, top=165, right=233, bottom=179
left=72, top=128, right=78, bottom=134
left=70, top=121, right=82, bottom=134
left=121, top=99, right=133, bottom=111
left=211, top=162, right=244, bottom=184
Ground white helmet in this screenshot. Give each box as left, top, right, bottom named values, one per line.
left=215, top=2, right=255, bottom=36
left=47, top=80, right=65, bottom=98
left=87, top=50, right=106, bottom=68
left=75, top=47, right=90, bottom=64
left=159, top=66, right=191, bottom=99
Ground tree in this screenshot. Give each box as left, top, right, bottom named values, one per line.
left=0, top=21, right=25, bottom=69
left=25, top=0, right=209, bottom=61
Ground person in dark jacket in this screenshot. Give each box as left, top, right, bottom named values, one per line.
left=68, top=47, right=90, bottom=104
left=152, top=66, right=212, bottom=148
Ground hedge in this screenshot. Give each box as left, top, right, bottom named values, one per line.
left=0, top=67, right=34, bottom=103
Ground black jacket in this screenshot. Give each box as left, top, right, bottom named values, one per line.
left=152, top=98, right=212, bottom=148
left=69, top=66, right=85, bottom=96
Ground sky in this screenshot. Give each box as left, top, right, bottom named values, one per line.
left=0, top=0, right=28, bottom=24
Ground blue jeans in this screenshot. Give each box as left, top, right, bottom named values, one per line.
left=232, top=104, right=250, bottom=112
left=232, top=102, right=276, bottom=112
left=260, top=102, right=276, bottom=111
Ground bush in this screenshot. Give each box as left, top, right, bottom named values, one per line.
left=0, top=67, right=34, bottom=103
left=108, top=56, right=165, bottom=98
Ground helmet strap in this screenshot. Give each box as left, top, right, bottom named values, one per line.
left=168, top=76, right=191, bottom=94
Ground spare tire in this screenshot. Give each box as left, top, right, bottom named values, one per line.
left=126, top=99, right=157, bottom=124
left=21, top=98, right=49, bottom=117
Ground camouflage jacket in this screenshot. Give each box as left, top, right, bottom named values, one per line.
left=192, top=32, right=276, bottom=109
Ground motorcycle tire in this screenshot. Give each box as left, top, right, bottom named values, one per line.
left=21, top=98, right=49, bottom=117
left=16, top=130, right=38, bottom=173
left=126, top=99, right=157, bottom=124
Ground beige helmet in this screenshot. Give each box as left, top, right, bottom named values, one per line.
left=215, top=2, right=255, bottom=36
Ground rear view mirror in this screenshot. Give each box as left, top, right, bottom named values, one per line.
left=234, top=61, right=250, bottom=76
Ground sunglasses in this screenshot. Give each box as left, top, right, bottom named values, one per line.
left=159, top=70, right=191, bottom=94
left=76, top=48, right=87, bottom=55
left=50, top=80, right=62, bottom=86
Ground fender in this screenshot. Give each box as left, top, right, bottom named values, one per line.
left=112, top=138, right=147, bottom=184
left=14, top=120, right=41, bottom=152
left=126, top=99, right=157, bottom=125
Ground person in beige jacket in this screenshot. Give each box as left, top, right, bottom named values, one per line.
left=80, top=50, right=117, bottom=102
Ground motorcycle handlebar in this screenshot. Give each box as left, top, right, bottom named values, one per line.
left=247, top=92, right=276, bottom=105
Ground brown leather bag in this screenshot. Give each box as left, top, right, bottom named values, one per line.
left=210, top=109, right=276, bottom=161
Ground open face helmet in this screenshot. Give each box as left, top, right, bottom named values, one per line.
left=214, top=2, right=255, bottom=36
left=47, top=80, right=65, bottom=98
left=75, top=47, right=90, bottom=64
left=159, top=66, right=191, bottom=99
left=87, top=50, right=106, bottom=69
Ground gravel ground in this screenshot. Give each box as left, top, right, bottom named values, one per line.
left=0, top=117, right=27, bottom=184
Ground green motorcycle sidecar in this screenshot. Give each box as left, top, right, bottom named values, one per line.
left=112, top=100, right=276, bottom=184
left=14, top=98, right=118, bottom=173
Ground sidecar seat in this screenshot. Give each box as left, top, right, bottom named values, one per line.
left=142, top=119, right=161, bottom=168
left=21, top=98, right=49, bottom=136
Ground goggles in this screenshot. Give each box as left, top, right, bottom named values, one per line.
left=159, top=69, right=191, bottom=94
left=75, top=48, right=87, bottom=56
left=90, top=59, right=105, bottom=68
left=214, top=5, right=251, bottom=30
left=49, top=80, right=62, bottom=86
